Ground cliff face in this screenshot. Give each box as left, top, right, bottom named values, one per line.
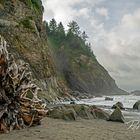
left=0, top=0, right=46, bottom=79
left=48, top=40, right=125, bottom=96
left=0, top=0, right=126, bottom=101
left=0, top=0, right=73, bottom=102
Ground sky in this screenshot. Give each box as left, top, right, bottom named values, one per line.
left=42, top=0, right=140, bottom=92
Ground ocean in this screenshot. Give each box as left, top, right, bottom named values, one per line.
left=79, top=95, right=140, bottom=109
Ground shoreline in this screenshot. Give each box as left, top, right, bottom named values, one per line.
left=49, top=103, right=140, bottom=121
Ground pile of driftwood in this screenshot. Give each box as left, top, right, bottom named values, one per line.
left=0, top=36, right=47, bottom=133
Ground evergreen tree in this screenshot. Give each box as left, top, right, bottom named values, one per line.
left=46, top=19, right=95, bottom=57
left=67, top=21, right=81, bottom=36
left=81, top=31, right=88, bottom=42
left=49, top=18, right=57, bottom=35
left=44, top=21, right=50, bottom=34
left=57, top=22, right=65, bottom=40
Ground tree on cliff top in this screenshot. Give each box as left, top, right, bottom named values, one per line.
left=49, top=18, right=57, bottom=35
left=45, top=19, right=95, bottom=57
left=57, top=22, right=65, bottom=42
left=67, top=21, right=81, bottom=36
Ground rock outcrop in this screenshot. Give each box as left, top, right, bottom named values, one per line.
left=0, top=0, right=73, bottom=102
left=133, top=100, right=140, bottom=110
left=108, top=107, right=125, bottom=123
left=112, top=102, right=125, bottom=110
left=47, top=104, right=109, bottom=121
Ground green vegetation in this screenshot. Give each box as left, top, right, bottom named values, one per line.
left=19, top=18, right=34, bottom=30
left=19, top=0, right=32, bottom=7
left=31, top=0, right=41, bottom=11
left=19, top=0, right=43, bottom=13
left=0, top=0, right=4, bottom=4
left=45, top=19, right=95, bottom=58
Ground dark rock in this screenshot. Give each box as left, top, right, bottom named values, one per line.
left=105, top=97, right=113, bottom=101
left=108, top=107, right=125, bottom=123
left=70, top=101, right=76, bottom=104
left=133, top=100, right=140, bottom=110
left=112, top=102, right=124, bottom=110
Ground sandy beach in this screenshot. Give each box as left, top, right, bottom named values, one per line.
left=0, top=117, right=140, bottom=140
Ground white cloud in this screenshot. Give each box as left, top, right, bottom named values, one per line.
left=42, top=0, right=87, bottom=24
left=42, top=0, right=105, bottom=26
left=42, top=0, right=76, bottom=25
left=76, top=8, right=90, bottom=18
left=96, top=7, right=109, bottom=18
left=94, top=8, right=140, bottom=91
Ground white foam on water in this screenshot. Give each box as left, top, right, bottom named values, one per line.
left=79, top=95, right=140, bottom=109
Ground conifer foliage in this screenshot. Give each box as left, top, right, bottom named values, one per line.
left=45, top=19, right=95, bottom=57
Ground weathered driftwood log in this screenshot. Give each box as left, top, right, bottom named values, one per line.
left=125, top=120, right=140, bottom=130
left=0, top=36, right=47, bottom=133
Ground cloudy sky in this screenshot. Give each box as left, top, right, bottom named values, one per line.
left=42, top=0, right=140, bottom=92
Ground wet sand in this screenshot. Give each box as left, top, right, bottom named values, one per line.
left=1, top=117, right=140, bottom=140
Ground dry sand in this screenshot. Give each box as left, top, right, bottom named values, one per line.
left=0, top=117, right=140, bottom=140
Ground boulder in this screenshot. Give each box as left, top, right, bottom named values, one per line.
left=108, top=107, right=125, bottom=123
left=112, top=102, right=124, bottom=110
left=105, top=97, right=113, bottom=101
left=62, top=109, right=77, bottom=121
left=133, top=100, right=140, bottom=110
left=90, top=105, right=109, bottom=120
left=47, top=107, right=77, bottom=121
left=72, top=104, right=94, bottom=119
left=47, top=104, right=110, bottom=121
left=70, top=101, right=76, bottom=104
left=72, top=105, right=109, bottom=120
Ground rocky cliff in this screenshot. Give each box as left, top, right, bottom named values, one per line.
left=0, top=0, right=126, bottom=102
left=48, top=37, right=126, bottom=96
left=0, top=0, right=73, bottom=102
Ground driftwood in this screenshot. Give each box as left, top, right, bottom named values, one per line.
left=0, top=36, right=47, bottom=133
left=125, top=120, right=140, bottom=131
